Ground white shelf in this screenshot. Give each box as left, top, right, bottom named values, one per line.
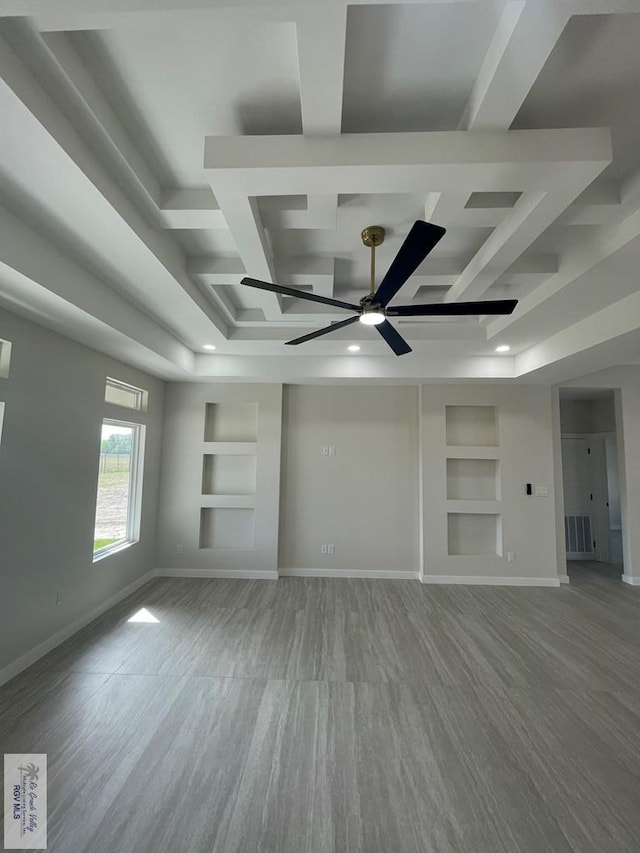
left=200, top=495, right=256, bottom=508
left=446, top=500, right=502, bottom=514
left=444, top=446, right=500, bottom=459
left=201, top=442, right=257, bottom=455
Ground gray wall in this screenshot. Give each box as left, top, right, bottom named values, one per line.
left=421, top=384, right=559, bottom=581
left=156, top=382, right=282, bottom=575
left=279, top=385, right=419, bottom=574
left=560, top=395, right=616, bottom=434
left=0, top=308, right=164, bottom=675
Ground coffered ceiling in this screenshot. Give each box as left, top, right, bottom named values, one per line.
left=1, top=0, right=640, bottom=383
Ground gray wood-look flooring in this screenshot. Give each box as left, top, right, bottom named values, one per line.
left=1, top=566, right=639, bottom=852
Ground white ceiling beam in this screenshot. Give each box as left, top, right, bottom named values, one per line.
left=200, top=3, right=348, bottom=321
left=0, top=23, right=227, bottom=345
left=461, top=0, right=640, bottom=132
left=160, top=188, right=227, bottom=229
left=205, top=129, right=609, bottom=313
left=207, top=2, right=347, bottom=321
left=192, top=351, right=515, bottom=383
left=0, top=203, right=195, bottom=373
left=445, top=183, right=602, bottom=303
left=424, top=190, right=470, bottom=228
left=489, top=203, right=640, bottom=341
left=161, top=191, right=339, bottom=231
left=1, top=0, right=480, bottom=31
left=557, top=181, right=622, bottom=226
left=515, top=287, right=640, bottom=379
left=294, top=5, right=345, bottom=285
left=296, top=5, right=346, bottom=135
left=204, top=129, right=611, bottom=195
left=461, top=0, right=568, bottom=131
left=210, top=192, right=282, bottom=321
left=187, top=256, right=245, bottom=282
left=34, top=27, right=162, bottom=209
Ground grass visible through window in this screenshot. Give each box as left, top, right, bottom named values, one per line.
left=93, top=537, right=118, bottom=550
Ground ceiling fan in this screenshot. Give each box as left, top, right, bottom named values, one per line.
left=240, top=220, right=517, bottom=356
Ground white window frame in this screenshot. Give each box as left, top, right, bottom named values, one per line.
left=93, top=417, right=146, bottom=562
left=104, top=377, right=148, bottom=412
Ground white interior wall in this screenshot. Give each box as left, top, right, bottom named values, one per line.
left=421, top=384, right=560, bottom=583
left=279, top=385, right=419, bottom=576
left=0, top=308, right=165, bottom=681
left=156, top=382, right=282, bottom=576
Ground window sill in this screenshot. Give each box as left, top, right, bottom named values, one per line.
left=92, top=539, right=138, bottom=563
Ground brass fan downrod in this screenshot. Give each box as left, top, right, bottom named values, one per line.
left=361, top=226, right=385, bottom=295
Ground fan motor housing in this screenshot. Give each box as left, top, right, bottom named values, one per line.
left=359, top=294, right=384, bottom=311
left=361, top=226, right=385, bottom=248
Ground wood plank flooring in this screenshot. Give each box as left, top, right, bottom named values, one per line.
left=1, top=568, right=639, bottom=852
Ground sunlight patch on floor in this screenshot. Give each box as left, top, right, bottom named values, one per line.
left=127, top=607, right=160, bottom=623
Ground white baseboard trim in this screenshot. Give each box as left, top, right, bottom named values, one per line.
left=279, top=568, right=420, bottom=580
left=157, top=568, right=279, bottom=580
left=420, top=575, right=561, bottom=587
left=622, top=574, right=640, bottom=586
left=558, top=574, right=570, bottom=584
left=0, top=569, right=157, bottom=688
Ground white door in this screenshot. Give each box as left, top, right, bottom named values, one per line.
left=561, top=437, right=596, bottom=559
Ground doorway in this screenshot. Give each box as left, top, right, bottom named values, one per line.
left=559, top=389, right=623, bottom=582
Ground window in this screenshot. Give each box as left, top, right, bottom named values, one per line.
left=0, top=402, right=5, bottom=444
left=93, top=419, right=145, bottom=560
left=104, top=377, right=147, bottom=411
left=0, top=338, right=11, bottom=379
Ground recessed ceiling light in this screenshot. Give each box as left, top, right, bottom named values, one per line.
left=495, top=344, right=510, bottom=353
left=347, top=345, right=361, bottom=352
left=202, top=344, right=216, bottom=351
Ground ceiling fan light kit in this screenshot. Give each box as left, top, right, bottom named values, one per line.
left=359, top=310, right=385, bottom=326
left=240, top=220, right=518, bottom=356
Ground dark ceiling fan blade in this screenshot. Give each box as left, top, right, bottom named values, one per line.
left=285, top=315, right=360, bottom=346
left=375, top=320, right=412, bottom=356
left=387, top=299, right=518, bottom=317
left=373, top=221, right=446, bottom=307
left=241, top=277, right=359, bottom=312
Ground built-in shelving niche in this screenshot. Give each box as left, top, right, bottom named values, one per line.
left=446, top=458, right=499, bottom=501
left=444, top=405, right=502, bottom=558
left=199, top=507, right=255, bottom=550
left=204, top=402, right=258, bottom=442
left=200, top=401, right=259, bottom=550
left=447, top=513, right=502, bottom=557
left=202, top=454, right=257, bottom=496
left=445, top=405, right=498, bottom=447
